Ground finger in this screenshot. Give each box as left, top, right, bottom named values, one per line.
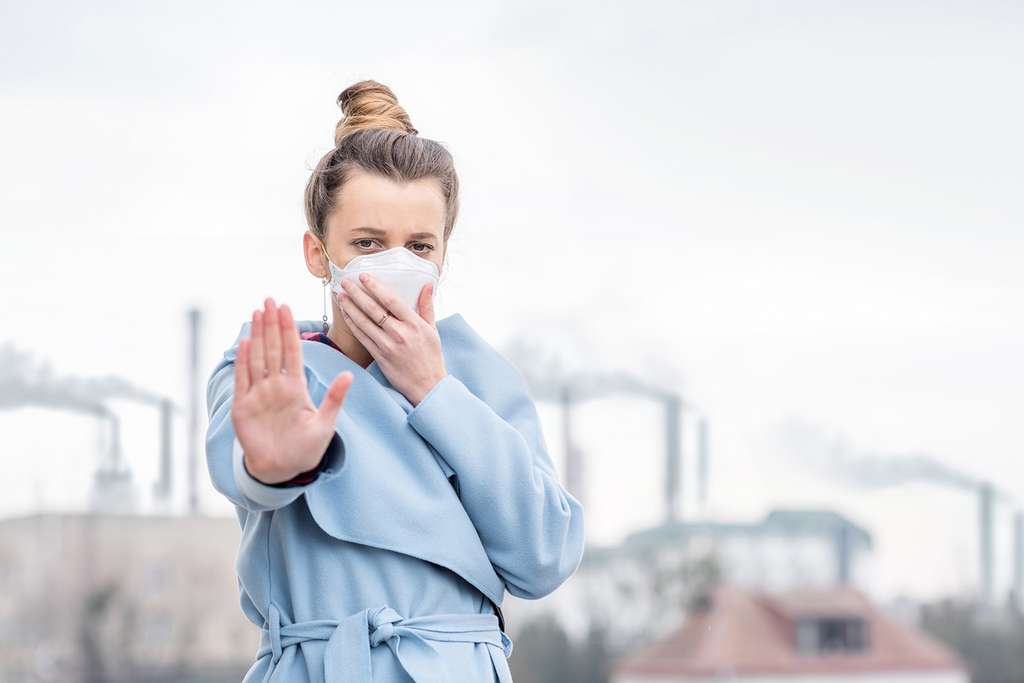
left=338, top=295, right=385, bottom=359
left=356, top=273, right=417, bottom=322
left=263, top=297, right=282, bottom=375
left=340, top=276, right=393, bottom=339
left=279, top=303, right=301, bottom=376
left=250, top=309, right=266, bottom=385
left=338, top=287, right=388, bottom=351
left=235, top=338, right=251, bottom=396
left=418, top=282, right=435, bottom=326
left=317, top=371, right=354, bottom=426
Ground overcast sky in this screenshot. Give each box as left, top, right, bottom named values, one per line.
left=2, top=0, right=1021, bottom=603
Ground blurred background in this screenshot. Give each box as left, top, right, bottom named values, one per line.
left=1, top=1, right=1022, bottom=681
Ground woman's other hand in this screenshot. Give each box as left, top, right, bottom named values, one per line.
left=337, top=274, right=446, bottom=406
left=231, top=297, right=354, bottom=484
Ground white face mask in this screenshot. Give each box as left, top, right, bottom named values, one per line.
left=322, top=243, right=441, bottom=315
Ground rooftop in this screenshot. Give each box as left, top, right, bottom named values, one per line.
left=612, top=584, right=964, bottom=677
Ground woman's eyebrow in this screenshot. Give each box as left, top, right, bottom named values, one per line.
left=352, top=226, right=438, bottom=240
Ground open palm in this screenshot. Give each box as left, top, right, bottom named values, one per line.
left=231, top=297, right=354, bottom=484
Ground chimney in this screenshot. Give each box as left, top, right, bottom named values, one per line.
left=187, top=307, right=201, bottom=515
left=979, top=482, right=994, bottom=605
left=1014, top=511, right=1023, bottom=607
left=152, top=397, right=174, bottom=505
left=665, top=395, right=682, bottom=523
left=835, top=523, right=852, bottom=585
left=561, top=384, right=585, bottom=507
left=697, top=417, right=709, bottom=511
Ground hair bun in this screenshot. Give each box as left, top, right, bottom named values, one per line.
left=334, top=79, right=418, bottom=146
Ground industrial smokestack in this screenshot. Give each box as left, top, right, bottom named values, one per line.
left=835, top=523, right=851, bottom=585
left=560, top=384, right=584, bottom=507
left=90, top=414, right=138, bottom=514
left=697, top=417, right=709, bottom=512
left=665, top=395, right=682, bottom=523
left=188, top=307, right=201, bottom=515
left=152, top=397, right=173, bottom=505
left=1014, top=511, right=1024, bottom=607
left=979, top=482, right=994, bottom=605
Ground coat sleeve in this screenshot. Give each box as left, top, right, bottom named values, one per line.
left=205, top=358, right=347, bottom=512
left=406, top=368, right=586, bottom=600
left=270, top=443, right=338, bottom=487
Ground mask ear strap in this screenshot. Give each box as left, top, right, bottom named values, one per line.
left=322, top=282, right=330, bottom=334
left=316, top=237, right=333, bottom=278
left=317, top=236, right=332, bottom=334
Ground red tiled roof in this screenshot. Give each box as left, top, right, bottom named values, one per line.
left=613, top=584, right=965, bottom=677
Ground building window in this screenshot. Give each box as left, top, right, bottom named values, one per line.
left=796, top=617, right=867, bottom=655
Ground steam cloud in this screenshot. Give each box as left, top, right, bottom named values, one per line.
left=772, top=415, right=1004, bottom=497
left=0, top=340, right=178, bottom=416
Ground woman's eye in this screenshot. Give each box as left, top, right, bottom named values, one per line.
left=353, top=239, right=432, bottom=251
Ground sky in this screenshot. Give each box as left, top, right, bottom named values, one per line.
left=1, top=0, right=1022, bottom=603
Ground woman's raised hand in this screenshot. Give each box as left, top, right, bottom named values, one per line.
left=231, top=297, right=354, bottom=484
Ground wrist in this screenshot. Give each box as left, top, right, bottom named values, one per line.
left=410, top=372, right=449, bottom=407
left=243, top=452, right=295, bottom=486
left=244, top=439, right=330, bottom=485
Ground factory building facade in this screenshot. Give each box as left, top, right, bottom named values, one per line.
left=0, top=512, right=253, bottom=682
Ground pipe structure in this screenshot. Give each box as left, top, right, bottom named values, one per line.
left=187, top=307, right=201, bottom=515
left=697, top=417, right=709, bottom=512
left=978, top=482, right=994, bottom=605
left=560, top=383, right=584, bottom=507
left=1014, top=510, right=1023, bottom=607
left=835, top=524, right=852, bottom=585
left=665, top=395, right=682, bottom=523
left=152, top=397, right=174, bottom=503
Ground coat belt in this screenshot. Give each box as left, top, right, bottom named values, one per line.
left=257, top=602, right=514, bottom=683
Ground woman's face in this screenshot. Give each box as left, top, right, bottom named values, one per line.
left=305, top=166, right=447, bottom=281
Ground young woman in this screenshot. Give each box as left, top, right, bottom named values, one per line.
left=205, top=80, right=586, bottom=683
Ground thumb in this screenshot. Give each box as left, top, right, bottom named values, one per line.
left=317, top=371, right=354, bottom=427
left=418, top=282, right=436, bottom=326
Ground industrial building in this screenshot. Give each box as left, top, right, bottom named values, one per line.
left=0, top=512, right=252, bottom=682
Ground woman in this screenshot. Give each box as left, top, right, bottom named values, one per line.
left=205, top=79, right=586, bottom=683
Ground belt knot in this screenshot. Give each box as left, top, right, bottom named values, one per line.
left=368, top=606, right=402, bottom=647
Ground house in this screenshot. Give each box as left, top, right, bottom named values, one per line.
left=611, top=584, right=967, bottom=683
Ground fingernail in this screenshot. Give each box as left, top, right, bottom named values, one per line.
left=359, top=273, right=369, bottom=283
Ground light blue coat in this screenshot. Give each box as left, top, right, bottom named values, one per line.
left=205, top=312, right=586, bottom=683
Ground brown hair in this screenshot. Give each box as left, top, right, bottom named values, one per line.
left=304, top=79, right=460, bottom=257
